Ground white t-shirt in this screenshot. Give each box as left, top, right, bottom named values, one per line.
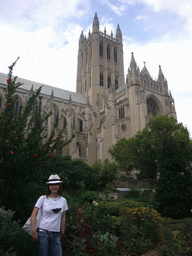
left=35, top=195, right=68, bottom=232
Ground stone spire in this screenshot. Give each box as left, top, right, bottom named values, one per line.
left=92, top=12, right=99, bottom=33
left=158, top=65, right=164, bottom=81
left=116, top=24, right=122, bottom=42
left=79, top=30, right=84, bottom=44
left=127, top=52, right=140, bottom=84
left=130, top=52, right=137, bottom=70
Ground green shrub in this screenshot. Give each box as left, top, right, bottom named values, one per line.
left=80, top=191, right=100, bottom=204
left=0, top=207, right=38, bottom=256
left=84, top=159, right=118, bottom=190
left=120, top=206, right=164, bottom=255
left=160, top=227, right=190, bottom=256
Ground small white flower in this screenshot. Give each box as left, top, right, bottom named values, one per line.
left=93, top=201, right=99, bottom=206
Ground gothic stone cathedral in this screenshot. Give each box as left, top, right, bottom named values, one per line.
left=0, top=13, right=176, bottom=166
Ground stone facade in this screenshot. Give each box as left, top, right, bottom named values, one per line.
left=0, top=13, right=176, bottom=166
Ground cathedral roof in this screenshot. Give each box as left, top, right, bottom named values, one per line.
left=116, top=84, right=126, bottom=93
left=140, top=64, right=152, bottom=79
left=0, top=73, right=87, bottom=104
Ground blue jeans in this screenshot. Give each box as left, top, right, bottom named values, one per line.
left=37, top=229, right=62, bottom=256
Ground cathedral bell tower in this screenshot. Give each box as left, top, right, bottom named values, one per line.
left=76, top=13, right=125, bottom=164
left=76, top=13, right=125, bottom=107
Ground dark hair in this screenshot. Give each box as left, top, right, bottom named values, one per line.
left=46, top=183, right=62, bottom=198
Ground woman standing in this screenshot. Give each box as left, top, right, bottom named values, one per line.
left=31, top=174, right=68, bottom=256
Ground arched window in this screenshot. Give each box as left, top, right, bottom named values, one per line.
left=79, top=119, right=83, bottom=132
left=114, top=47, right=117, bottom=63
left=107, top=44, right=110, bottom=60
left=147, top=98, right=160, bottom=117
left=108, top=75, right=111, bottom=88
left=13, top=96, right=22, bottom=117
left=54, top=105, right=59, bottom=127
left=99, top=41, right=103, bottom=57
left=100, top=72, right=103, bottom=86
left=77, top=142, right=82, bottom=157
left=33, top=101, right=39, bottom=123
left=119, top=107, right=125, bottom=119
left=115, top=77, right=118, bottom=90
left=63, top=116, right=67, bottom=129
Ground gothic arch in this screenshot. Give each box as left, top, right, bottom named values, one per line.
left=77, top=142, right=82, bottom=157
left=99, top=41, right=103, bottom=57
left=114, top=47, right=117, bottom=63
left=62, top=115, right=67, bottom=129
left=53, top=103, right=59, bottom=127
left=107, top=44, right=110, bottom=60
left=13, top=95, right=23, bottom=116
left=146, top=95, right=163, bottom=117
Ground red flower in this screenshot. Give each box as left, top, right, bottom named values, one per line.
left=59, top=139, right=62, bottom=142
left=50, top=153, right=53, bottom=157
left=62, top=176, right=65, bottom=178
left=53, top=134, right=56, bottom=137
left=7, top=78, right=12, bottom=84
left=44, top=147, right=47, bottom=150
left=34, top=154, right=38, bottom=158
left=10, top=151, right=14, bottom=155
left=62, top=135, right=65, bottom=138
left=8, top=103, right=11, bottom=106
left=29, top=138, right=32, bottom=140
left=22, top=153, right=24, bottom=155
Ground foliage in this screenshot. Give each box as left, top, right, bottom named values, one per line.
left=43, top=155, right=91, bottom=189
left=80, top=191, right=100, bottom=204
left=84, top=159, right=118, bottom=190
left=0, top=60, right=74, bottom=223
left=160, top=227, right=191, bottom=255
left=108, top=137, right=139, bottom=174
left=0, top=207, right=38, bottom=256
left=109, top=115, right=192, bottom=219
left=120, top=206, right=164, bottom=255
left=62, top=206, right=122, bottom=255
left=121, top=206, right=164, bottom=241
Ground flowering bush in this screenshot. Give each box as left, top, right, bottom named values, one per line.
left=62, top=206, right=122, bottom=255
left=120, top=206, right=164, bottom=255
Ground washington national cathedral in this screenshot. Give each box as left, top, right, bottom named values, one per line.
left=0, top=13, right=176, bottom=166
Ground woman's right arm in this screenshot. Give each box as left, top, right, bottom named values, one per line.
left=31, top=207, right=39, bottom=241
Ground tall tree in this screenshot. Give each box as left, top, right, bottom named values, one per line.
left=109, top=115, right=192, bottom=218
left=0, top=59, right=75, bottom=223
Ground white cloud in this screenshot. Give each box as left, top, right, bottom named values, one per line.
left=0, top=0, right=88, bottom=30
left=135, top=15, right=148, bottom=20
left=0, top=20, right=81, bottom=92
left=141, top=0, right=192, bottom=36
left=103, top=0, right=125, bottom=15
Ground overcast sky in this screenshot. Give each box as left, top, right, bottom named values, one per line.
left=0, top=0, right=191, bottom=137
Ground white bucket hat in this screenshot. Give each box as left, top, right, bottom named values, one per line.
left=46, top=174, right=63, bottom=184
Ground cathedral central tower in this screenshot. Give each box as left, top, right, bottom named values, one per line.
left=76, top=13, right=125, bottom=107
